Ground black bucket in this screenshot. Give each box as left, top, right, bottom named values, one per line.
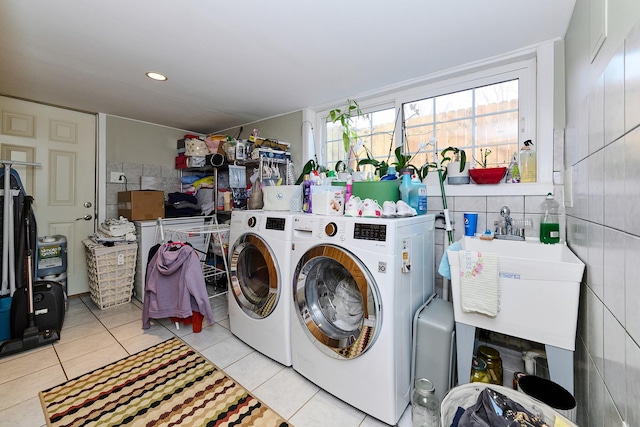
left=518, top=375, right=576, bottom=421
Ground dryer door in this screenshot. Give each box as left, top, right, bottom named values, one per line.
left=229, top=234, right=280, bottom=319
left=292, top=244, right=381, bottom=359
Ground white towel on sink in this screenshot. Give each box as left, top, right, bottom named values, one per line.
left=458, top=250, right=500, bottom=317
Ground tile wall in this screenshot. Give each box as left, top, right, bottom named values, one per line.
left=427, top=188, right=565, bottom=299
left=105, top=161, right=181, bottom=220
left=564, top=17, right=640, bottom=427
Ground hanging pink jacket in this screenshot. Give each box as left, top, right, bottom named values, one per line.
left=142, top=243, right=213, bottom=329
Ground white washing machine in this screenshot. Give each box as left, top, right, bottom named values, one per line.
left=290, top=214, right=435, bottom=425
left=228, top=210, right=295, bottom=366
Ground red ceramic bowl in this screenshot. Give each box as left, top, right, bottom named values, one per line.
left=469, top=167, right=507, bottom=184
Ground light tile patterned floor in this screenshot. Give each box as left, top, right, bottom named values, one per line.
left=0, top=292, right=412, bottom=427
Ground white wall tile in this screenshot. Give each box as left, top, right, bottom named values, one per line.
left=625, top=234, right=640, bottom=342
left=604, top=45, right=626, bottom=144
left=588, top=149, right=604, bottom=224
left=624, top=127, right=640, bottom=235
left=589, top=74, right=605, bottom=155
left=603, top=228, right=626, bottom=323
left=603, top=309, right=626, bottom=416
left=626, top=334, right=640, bottom=427
left=577, top=93, right=590, bottom=164
left=574, top=336, right=589, bottom=424
left=588, top=222, right=605, bottom=300
left=588, top=351, right=606, bottom=427
left=587, top=287, right=605, bottom=375
left=625, top=19, right=640, bottom=133
left=486, top=195, right=524, bottom=214
left=603, top=138, right=626, bottom=229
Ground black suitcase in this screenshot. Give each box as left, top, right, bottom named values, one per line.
left=10, top=280, right=65, bottom=339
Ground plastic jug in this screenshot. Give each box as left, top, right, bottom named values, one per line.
left=399, top=172, right=412, bottom=205
left=540, top=192, right=560, bottom=244
left=411, top=175, right=427, bottom=215
left=400, top=173, right=427, bottom=215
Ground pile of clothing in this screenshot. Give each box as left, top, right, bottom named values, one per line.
left=165, top=192, right=200, bottom=217
left=92, top=217, right=136, bottom=242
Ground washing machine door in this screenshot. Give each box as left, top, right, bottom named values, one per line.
left=229, top=234, right=280, bottom=319
left=293, top=244, right=381, bottom=359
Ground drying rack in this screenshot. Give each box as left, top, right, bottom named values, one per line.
left=154, top=215, right=230, bottom=298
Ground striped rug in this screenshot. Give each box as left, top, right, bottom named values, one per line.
left=39, top=338, right=290, bottom=427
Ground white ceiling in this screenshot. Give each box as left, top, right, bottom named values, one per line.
left=0, top=1, right=575, bottom=134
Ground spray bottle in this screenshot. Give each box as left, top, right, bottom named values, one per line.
left=520, top=140, right=536, bottom=183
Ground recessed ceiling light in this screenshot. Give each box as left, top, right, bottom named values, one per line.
left=146, top=72, right=168, bottom=81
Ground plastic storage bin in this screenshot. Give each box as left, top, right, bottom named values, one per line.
left=412, top=297, right=456, bottom=403
left=0, top=296, right=12, bottom=341
left=83, top=240, right=137, bottom=309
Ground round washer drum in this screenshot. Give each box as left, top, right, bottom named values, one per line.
left=229, top=233, right=281, bottom=319
left=292, top=244, right=381, bottom=360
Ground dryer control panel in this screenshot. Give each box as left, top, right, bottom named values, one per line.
left=353, top=223, right=387, bottom=241
left=265, top=216, right=287, bottom=231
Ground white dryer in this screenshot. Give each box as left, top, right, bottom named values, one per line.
left=290, top=214, right=435, bottom=425
left=228, top=210, right=295, bottom=366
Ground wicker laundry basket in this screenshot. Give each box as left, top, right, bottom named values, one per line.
left=83, top=240, right=137, bottom=309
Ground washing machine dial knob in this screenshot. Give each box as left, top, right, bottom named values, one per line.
left=324, top=222, right=337, bottom=237
left=247, top=216, right=257, bottom=228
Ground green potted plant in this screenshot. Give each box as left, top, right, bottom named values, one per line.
left=440, top=146, right=469, bottom=184
left=357, top=151, right=389, bottom=178
left=295, top=159, right=327, bottom=185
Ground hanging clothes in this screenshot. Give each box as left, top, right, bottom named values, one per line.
left=142, top=242, right=213, bottom=329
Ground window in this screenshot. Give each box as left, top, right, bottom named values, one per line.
left=325, top=106, right=396, bottom=173
left=320, top=56, right=540, bottom=190
left=403, top=79, right=520, bottom=170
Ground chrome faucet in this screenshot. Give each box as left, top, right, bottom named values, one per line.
left=494, top=205, right=524, bottom=240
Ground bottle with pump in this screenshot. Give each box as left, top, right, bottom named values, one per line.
left=520, top=140, right=536, bottom=183
left=540, top=192, right=560, bottom=244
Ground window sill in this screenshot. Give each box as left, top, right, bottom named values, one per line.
left=426, top=181, right=553, bottom=197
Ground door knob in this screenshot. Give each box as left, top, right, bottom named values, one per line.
left=76, top=214, right=92, bottom=221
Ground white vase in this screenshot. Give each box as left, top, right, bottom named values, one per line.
left=446, top=162, right=470, bottom=185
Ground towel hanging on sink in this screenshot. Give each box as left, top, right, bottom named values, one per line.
left=458, top=250, right=500, bottom=317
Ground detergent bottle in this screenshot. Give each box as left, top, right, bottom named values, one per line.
left=540, top=192, right=560, bottom=244
left=399, top=171, right=412, bottom=205
left=411, top=175, right=427, bottom=215
left=400, top=172, right=427, bottom=215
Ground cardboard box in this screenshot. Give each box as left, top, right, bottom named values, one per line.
left=117, top=191, right=165, bottom=221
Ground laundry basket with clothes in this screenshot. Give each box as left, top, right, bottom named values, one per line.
left=440, top=383, right=577, bottom=427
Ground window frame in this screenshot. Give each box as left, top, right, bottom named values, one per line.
left=313, top=46, right=556, bottom=197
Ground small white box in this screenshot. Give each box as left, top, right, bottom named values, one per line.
left=262, top=185, right=301, bottom=211
left=311, top=186, right=345, bottom=215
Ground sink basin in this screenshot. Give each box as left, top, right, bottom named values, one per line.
left=448, top=236, right=585, bottom=351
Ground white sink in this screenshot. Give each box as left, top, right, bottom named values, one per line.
left=448, top=236, right=585, bottom=394
left=448, top=236, right=585, bottom=351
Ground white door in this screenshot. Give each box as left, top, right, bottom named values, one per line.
left=1, top=96, right=96, bottom=296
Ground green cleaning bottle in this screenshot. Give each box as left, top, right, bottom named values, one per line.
left=540, top=192, right=560, bottom=244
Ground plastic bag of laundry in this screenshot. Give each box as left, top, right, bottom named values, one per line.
left=333, top=280, right=364, bottom=331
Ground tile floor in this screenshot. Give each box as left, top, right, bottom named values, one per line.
left=0, top=292, right=414, bottom=427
